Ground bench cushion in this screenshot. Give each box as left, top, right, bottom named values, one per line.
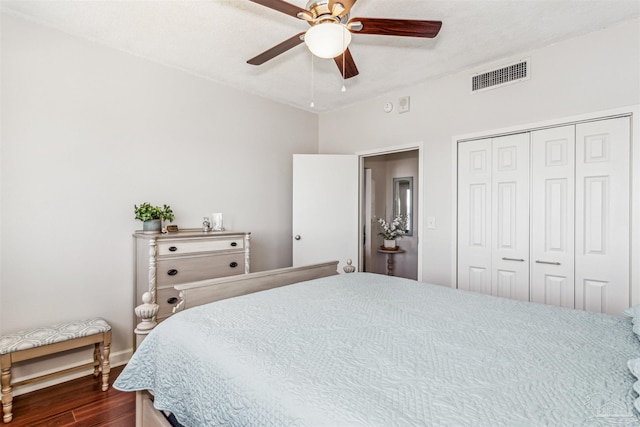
left=0, top=318, right=111, bottom=355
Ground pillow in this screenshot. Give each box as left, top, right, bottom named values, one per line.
left=627, top=359, right=640, bottom=412
left=626, top=310, right=640, bottom=413
left=628, top=359, right=640, bottom=378
left=624, top=305, right=640, bottom=320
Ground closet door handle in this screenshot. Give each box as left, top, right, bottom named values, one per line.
left=167, top=269, right=178, bottom=276
left=502, top=257, right=525, bottom=262
left=535, top=260, right=561, bottom=265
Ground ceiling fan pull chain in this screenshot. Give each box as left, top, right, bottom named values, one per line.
left=341, top=31, right=346, bottom=93
left=310, top=53, right=315, bottom=108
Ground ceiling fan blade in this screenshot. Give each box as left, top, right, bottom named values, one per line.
left=329, top=0, right=357, bottom=17
left=349, top=18, right=442, bottom=38
left=333, top=48, right=359, bottom=79
left=247, top=33, right=305, bottom=65
left=249, top=0, right=307, bottom=19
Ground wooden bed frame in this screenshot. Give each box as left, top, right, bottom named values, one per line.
left=133, top=260, right=341, bottom=427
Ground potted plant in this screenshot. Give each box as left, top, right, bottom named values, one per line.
left=134, top=203, right=175, bottom=233
left=377, top=215, right=407, bottom=249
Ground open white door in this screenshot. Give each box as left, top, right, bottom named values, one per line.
left=292, top=154, right=359, bottom=272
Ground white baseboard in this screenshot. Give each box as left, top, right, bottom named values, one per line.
left=11, top=347, right=133, bottom=396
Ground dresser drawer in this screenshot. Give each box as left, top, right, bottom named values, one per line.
left=157, top=238, right=244, bottom=256
left=156, top=287, right=181, bottom=319
left=156, top=254, right=245, bottom=286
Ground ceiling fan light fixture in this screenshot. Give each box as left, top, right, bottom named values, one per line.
left=304, top=23, right=352, bottom=59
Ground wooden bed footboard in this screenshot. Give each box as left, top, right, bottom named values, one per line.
left=173, top=260, right=340, bottom=313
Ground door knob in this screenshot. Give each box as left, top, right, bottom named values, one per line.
left=294, top=235, right=301, bottom=240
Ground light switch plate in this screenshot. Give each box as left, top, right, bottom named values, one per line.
left=398, top=96, right=410, bottom=113
left=426, top=216, right=436, bottom=229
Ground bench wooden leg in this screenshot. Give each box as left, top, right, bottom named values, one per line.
left=93, top=343, right=100, bottom=378
left=101, top=331, right=111, bottom=392
left=1, top=354, right=12, bottom=423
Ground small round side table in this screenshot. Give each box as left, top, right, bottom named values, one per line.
left=377, top=248, right=406, bottom=276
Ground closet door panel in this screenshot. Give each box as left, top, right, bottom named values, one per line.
left=457, top=139, right=492, bottom=295
left=530, top=126, right=575, bottom=308
left=496, top=269, right=518, bottom=299
left=575, top=117, right=630, bottom=315
left=491, top=133, right=530, bottom=301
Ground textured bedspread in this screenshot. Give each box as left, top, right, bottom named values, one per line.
left=115, top=273, right=640, bottom=426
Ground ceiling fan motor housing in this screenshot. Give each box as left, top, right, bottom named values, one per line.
left=304, top=0, right=349, bottom=23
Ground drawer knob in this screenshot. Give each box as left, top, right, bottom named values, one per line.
left=169, top=246, right=178, bottom=252
left=167, top=297, right=179, bottom=304
left=167, top=269, right=178, bottom=276
left=230, top=242, right=238, bottom=247
left=229, top=262, right=238, bottom=268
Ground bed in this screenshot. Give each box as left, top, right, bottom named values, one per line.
left=115, top=261, right=640, bottom=426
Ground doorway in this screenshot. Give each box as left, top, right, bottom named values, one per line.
left=361, top=150, right=419, bottom=279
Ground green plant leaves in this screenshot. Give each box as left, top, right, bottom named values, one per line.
left=134, top=203, right=175, bottom=222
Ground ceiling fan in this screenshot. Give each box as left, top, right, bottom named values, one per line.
left=247, top=0, right=442, bottom=79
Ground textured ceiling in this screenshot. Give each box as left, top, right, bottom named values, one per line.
left=2, top=0, right=639, bottom=112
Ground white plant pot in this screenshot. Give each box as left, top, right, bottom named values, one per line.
left=383, top=239, right=396, bottom=248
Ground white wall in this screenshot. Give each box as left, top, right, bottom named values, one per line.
left=319, top=18, right=640, bottom=286
left=0, top=12, right=318, bottom=386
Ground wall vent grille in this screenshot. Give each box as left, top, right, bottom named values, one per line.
left=472, top=59, right=529, bottom=92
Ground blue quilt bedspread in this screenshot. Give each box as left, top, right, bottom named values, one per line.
left=115, top=273, right=640, bottom=426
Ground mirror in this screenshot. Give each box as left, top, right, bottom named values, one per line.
left=393, top=177, right=413, bottom=236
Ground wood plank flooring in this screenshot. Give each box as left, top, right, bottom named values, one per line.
left=8, top=364, right=135, bottom=426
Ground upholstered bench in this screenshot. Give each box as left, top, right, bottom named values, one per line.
left=0, top=318, right=111, bottom=423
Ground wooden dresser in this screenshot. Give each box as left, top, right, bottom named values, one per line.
left=133, top=229, right=251, bottom=322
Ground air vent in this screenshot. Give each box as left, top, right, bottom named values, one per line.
left=471, top=59, right=530, bottom=93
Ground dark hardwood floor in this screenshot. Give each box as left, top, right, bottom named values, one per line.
left=8, top=364, right=135, bottom=427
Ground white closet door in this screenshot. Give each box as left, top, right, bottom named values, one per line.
left=575, top=117, right=630, bottom=315
left=457, top=138, right=492, bottom=294
left=491, top=133, right=530, bottom=301
left=530, top=126, right=575, bottom=308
